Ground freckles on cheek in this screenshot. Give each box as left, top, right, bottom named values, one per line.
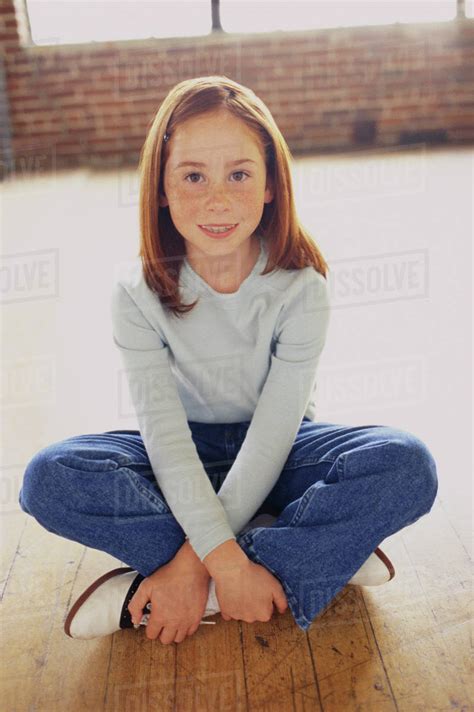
left=182, top=195, right=201, bottom=214
left=242, top=185, right=266, bottom=204
left=171, top=196, right=201, bottom=225
left=170, top=181, right=195, bottom=200
left=168, top=188, right=197, bottom=209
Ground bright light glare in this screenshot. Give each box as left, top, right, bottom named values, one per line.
left=221, top=0, right=458, bottom=33
left=26, top=0, right=461, bottom=46
left=466, top=0, right=474, bottom=17
left=26, top=0, right=212, bottom=46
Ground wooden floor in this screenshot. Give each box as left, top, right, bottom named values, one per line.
left=1, top=146, right=472, bottom=710
left=1, top=495, right=472, bottom=711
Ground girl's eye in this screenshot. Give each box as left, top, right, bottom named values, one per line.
left=184, top=171, right=249, bottom=184
left=231, top=171, right=249, bottom=182
left=185, top=172, right=202, bottom=183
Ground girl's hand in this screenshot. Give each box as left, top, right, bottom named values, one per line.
left=215, top=559, right=288, bottom=623
left=128, top=551, right=211, bottom=644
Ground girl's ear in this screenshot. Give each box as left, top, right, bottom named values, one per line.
left=158, top=192, right=169, bottom=208
left=264, top=178, right=274, bottom=204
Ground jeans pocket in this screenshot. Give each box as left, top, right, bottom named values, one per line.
left=126, top=472, right=171, bottom=515
left=335, top=441, right=391, bottom=483
left=54, top=454, right=122, bottom=473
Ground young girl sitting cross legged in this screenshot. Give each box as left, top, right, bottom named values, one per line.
left=19, top=75, right=438, bottom=645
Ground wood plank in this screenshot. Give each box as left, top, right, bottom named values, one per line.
left=241, top=610, right=321, bottom=711
left=35, top=546, right=122, bottom=712
left=174, top=616, right=247, bottom=711
left=0, top=516, right=84, bottom=710
left=437, top=491, right=472, bottom=559
left=360, top=500, right=473, bottom=711
left=0, top=465, right=28, bottom=600
left=0, top=510, right=27, bottom=600
left=2, top=493, right=471, bottom=711
left=103, top=608, right=162, bottom=711
left=308, top=586, right=397, bottom=711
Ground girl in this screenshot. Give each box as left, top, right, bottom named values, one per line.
left=18, top=76, right=438, bottom=645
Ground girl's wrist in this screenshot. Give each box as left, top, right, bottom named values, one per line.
left=175, top=539, right=210, bottom=575
left=202, top=539, right=249, bottom=578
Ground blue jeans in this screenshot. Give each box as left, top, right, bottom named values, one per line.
left=18, top=417, right=438, bottom=631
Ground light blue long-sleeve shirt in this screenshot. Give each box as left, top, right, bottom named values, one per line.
left=110, top=235, right=331, bottom=561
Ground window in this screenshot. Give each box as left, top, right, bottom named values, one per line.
left=25, top=0, right=464, bottom=47
left=26, top=0, right=212, bottom=46
left=220, top=0, right=458, bottom=34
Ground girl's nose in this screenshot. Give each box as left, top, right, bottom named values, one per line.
left=206, top=189, right=231, bottom=210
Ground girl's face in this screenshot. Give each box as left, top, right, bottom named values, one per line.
left=159, top=109, right=274, bottom=260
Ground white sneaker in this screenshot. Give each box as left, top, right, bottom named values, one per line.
left=64, top=566, right=220, bottom=640
left=348, top=547, right=395, bottom=586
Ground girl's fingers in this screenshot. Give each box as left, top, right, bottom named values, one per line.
left=145, top=615, right=164, bottom=640
left=159, top=627, right=179, bottom=645
left=273, top=588, right=288, bottom=614
left=128, top=584, right=150, bottom=623
left=185, top=621, right=200, bottom=637
left=174, top=629, right=189, bottom=644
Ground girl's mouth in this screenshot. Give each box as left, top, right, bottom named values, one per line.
left=198, top=224, right=238, bottom=239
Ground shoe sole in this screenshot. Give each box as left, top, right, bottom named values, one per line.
left=64, top=566, right=135, bottom=638
left=374, top=547, right=396, bottom=581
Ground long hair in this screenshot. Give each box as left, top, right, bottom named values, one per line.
left=138, top=75, right=329, bottom=318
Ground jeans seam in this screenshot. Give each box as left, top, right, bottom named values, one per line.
left=121, top=467, right=171, bottom=514
left=287, top=455, right=341, bottom=528
left=287, top=488, right=315, bottom=528
left=224, top=428, right=235, bottom=462
left=283, top=456, right=337, bottom=471
left=336, top=453, right=346, bottom=480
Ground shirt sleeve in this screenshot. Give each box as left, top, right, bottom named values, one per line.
left=215, top=268, right=331, bottom=535
left=110, top=281, right=237, bottom=561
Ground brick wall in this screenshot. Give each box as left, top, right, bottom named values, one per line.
left=1, top=0, right=473, bottom=178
